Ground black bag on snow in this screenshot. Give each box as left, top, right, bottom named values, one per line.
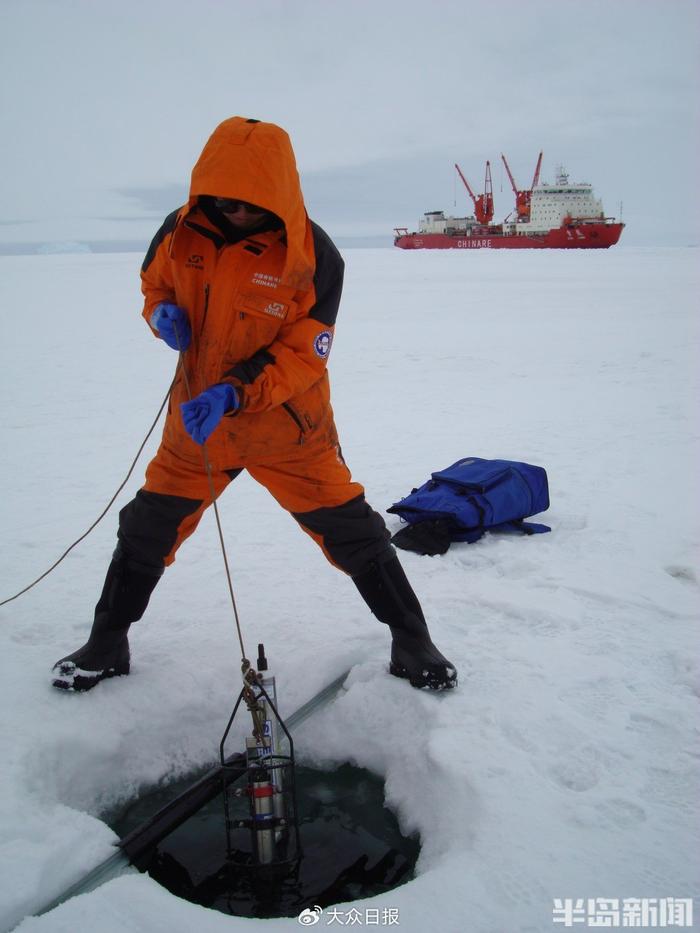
left=388, top=457, right=551, bottom=555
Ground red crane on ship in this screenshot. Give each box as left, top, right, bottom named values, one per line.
left=501, top=151, right=543, bottom=221
left=455, top=161, right=494, bottom=225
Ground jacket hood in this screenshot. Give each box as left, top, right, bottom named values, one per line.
left=189, top=117, right=313, bottom=290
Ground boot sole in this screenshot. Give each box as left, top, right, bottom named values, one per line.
left=52, top=661, right=130, bottom=692
left=390, top=661, right=457, bottom=691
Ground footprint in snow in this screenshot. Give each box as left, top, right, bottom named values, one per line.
left=597, top=797, right=647, bottom=828
left=548, top=750, right=601, bottom=792
left=664, top=564, right=698, bottom=587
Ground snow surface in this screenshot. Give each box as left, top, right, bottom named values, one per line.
left=0, top=247, right=698, bottom=932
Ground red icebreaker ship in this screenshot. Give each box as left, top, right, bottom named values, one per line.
left=394, top=155, right=624, bottom=250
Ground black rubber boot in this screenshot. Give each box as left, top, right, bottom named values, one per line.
left=353, top=552, right=457, bottom=691
left=52, top=547, right=163, bottom=692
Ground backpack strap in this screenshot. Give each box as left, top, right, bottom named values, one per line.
left=453, top=520, right=550, bottom=541
left=499, top=519, right=551, bottom=535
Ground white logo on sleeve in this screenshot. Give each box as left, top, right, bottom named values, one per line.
left=313, top=331, right=332, bottom=359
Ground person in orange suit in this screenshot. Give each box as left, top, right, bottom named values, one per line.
left=52, top=117, right=456, bottom=693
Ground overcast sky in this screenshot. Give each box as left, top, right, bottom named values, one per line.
left=1, top=0, right=698, bottom=248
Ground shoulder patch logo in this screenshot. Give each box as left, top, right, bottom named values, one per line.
left=314, top=331, right=332, bottom=359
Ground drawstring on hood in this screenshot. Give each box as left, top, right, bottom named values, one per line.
left=189, top=117, right=314, bottom=290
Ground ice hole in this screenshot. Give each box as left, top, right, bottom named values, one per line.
left=105, top=761, right=420, bottom=919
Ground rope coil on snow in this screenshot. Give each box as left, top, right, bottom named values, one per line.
left=3, top=333, right=254, bottom=724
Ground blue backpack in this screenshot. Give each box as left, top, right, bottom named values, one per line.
left=388, top=457, right=551, bottom=555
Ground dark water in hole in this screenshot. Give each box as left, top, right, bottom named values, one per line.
left=108, top=763, right=420, bottom=919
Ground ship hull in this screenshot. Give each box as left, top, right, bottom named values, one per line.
left=394, top=222, right=624, bottom=250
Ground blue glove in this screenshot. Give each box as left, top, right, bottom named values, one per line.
left=151, top=302, right=191, bottom=351
left=180, top=384, right=238, bottom=445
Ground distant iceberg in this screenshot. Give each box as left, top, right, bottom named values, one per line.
left=35, top=240, right=92, bottom=254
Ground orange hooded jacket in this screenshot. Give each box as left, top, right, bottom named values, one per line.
left=140, top=117, right=345, bottom=473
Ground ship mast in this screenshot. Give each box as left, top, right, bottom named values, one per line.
left=455, top=161, right=494, bottom=224
left=531, top=151, right=543, bottom=189
left=500, top=151, right=543, bottom=221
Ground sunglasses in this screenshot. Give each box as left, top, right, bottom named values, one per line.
left=214, top=198, right=269, bottom=215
